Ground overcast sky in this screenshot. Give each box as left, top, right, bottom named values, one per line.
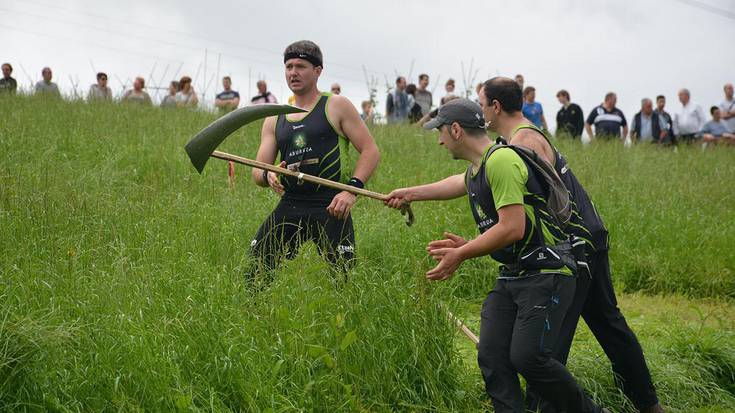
left=3, top=0, right=734, bottom=131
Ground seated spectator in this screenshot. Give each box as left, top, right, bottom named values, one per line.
left=330, top=83, right=341, bottom=95
left=521, top=86, right=547, bottom=130
left=176, top=76, right=198, bottom=108
left=0, top=63, right=17, bottom=94
left=121, top=76, right=152, bottom=105
left=555, top=89, right=584, bottom=138
left=214, top=76, right=240, bottom=113
left=585, top=92, right=628, bottom=140
left=405, top=83, right=423, bottom=123
left=673, top=88, right=705, bottom=143
left=630, top=98, right=662, bottom=144
left=251, top=80, right=277, bottom=104
left=360, top=100, right=375, bottom=124
left=654, top=95, right=675, bottom=144
left=87, top=72, right=112, bottom=102
left=700, top=106, right=734, bottom=145
left=441, top=78, right=458, bottom=105
left=34, top=67, right=61, bottom=96
left=160, top=80, right=179, bottom=108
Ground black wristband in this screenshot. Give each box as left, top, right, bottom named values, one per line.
left=347, top=177, right=364, bottom=189
left=262, top=169, right=269, bottom=184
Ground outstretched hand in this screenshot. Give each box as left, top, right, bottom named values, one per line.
left=425, top=232, right=468, bottom=281
left=266, top=161, right=286, bottom=196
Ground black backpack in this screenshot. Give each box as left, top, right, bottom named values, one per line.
left=488, top=138, right=572, bottom=230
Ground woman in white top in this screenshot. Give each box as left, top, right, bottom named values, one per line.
left=175, top=76, right=198, bottom=108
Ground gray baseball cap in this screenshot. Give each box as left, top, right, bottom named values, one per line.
left=424, top=98, right=486, bottom=130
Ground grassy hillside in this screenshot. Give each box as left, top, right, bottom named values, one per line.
left=1, top=95, right=734, bottom=412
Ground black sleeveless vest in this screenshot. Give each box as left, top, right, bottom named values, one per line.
left=465, top=145, right=573, bottom=275
left=275, top=93, right=350, bottom=203
left=512, top=124, right=609, bottom=251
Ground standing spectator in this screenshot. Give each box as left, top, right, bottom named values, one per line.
left=585, top=92, right=628, bottom=140
left=555, top=89, right=584, bottom=138
left=0, top=63, right=17, bottom=94
left=34, top=67, right=60, bottom=96
left=386, top=76, right=409, bottom=123
left=673, top=88, right=706, bottom=143
left=654, top=95, right=675, bottom=145
left=719, top=83, right=735, bottom=132
left=176, top=76, right=199, bottom=108
left=515, top=73, right=524, bottom=90
left=700, top=106, right=735, bottom=146
left=441, top=78, right=457, bottom=104
left=330, top=82, right=341, bottom=95
left=521, top=86, right=547, bottom=130
left=630, top=98, right=662, bottom=144
left=405, top=83, right=423, bottom=123
left=360, top=100, right=375, bottom=124
left=214, top=76, right=240, bottom=113
left=87, top=72, right=112, bottom=102
left=160, top=80, right=179, bottom=108
left=251, top=80, right=278, bottom=104
left=415, top=74, right=433, bottom=116
left=121, top=76, right=152, bottom=105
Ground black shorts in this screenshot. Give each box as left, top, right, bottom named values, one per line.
left=248, top=198, right=356, bottom=276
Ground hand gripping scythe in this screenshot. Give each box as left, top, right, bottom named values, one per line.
left=184, top=104, right=414, bottom=226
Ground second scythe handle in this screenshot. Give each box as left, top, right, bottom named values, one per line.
left=210, top=150, right=414, bottom=225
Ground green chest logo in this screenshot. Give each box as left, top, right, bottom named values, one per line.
left=293, top=133, right=307, bottom=149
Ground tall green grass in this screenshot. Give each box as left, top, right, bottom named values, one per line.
left=1, top=95, right=734, bottom=411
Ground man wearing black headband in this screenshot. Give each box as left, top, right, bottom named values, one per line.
left=247, top=40, right=381, bottom=284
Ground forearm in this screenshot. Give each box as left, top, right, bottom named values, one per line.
left=584, top=124, right=593, bottom=139
left=351, top=144, right=380, bottom=183
left=457, top=221, right=521, bottom=261
left=410, top=174, right=466, bottom=201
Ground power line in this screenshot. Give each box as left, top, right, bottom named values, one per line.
left=15, top=0, right=393, bottom=78
left=671, top=0, right=735, bottom=20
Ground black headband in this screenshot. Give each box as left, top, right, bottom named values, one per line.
left=283, top=52, right=322, bottom=68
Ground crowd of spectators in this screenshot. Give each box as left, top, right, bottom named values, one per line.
left=2, top=62, right=733, bottom=147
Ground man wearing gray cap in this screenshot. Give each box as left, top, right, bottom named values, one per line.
left=385, top=99, right=608, bottom=413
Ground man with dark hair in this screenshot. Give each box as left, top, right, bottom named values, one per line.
left=251, top=80, right=278, bottom=105
left=0, top=63, right=17, bottom=94
left=630, top=99, right=662, bottom=144
left=481, top=77, right=663, bottom=413
left=386, top=76, right=409, bottom=123
left=215, top=76, right=240, bottom=113
left=700, top=106, right=735, bottom=146
left=87, top=72, right=112, bottom=101
left=415, top=73, right=433, bottom=116
left=585, top=92, right=627, bottom=140
left=34, top=67, right=60, bottom=96
left=555, top=90, right=584, bottom=138
left=441, top=78, right=457, bottom=104
left=654, top=95, right=675, bottom=144
left=248, top=40, right=380, bottom=283
left=385, top=97, right=608, bottom=413
left=514, top=74, right=524, bottom=90
left=521, top=86, right=547, bottom=130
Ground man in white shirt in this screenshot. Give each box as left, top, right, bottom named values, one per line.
left=673, top=88, right=706, bottom=143
left=719, top=83, right=735, bottom=132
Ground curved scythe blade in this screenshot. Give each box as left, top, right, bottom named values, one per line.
left=184, top=103, right=307, bottom=173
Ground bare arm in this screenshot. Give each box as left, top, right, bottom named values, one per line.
left=330, top=95, right=380, bottom=183
left=585, top=123, right=594, bottom=141
left=251, top=116, right=284, bottom=194
left=622, top=125, right=629, bottom=141
left=385, top=173, right=467, bottom=209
